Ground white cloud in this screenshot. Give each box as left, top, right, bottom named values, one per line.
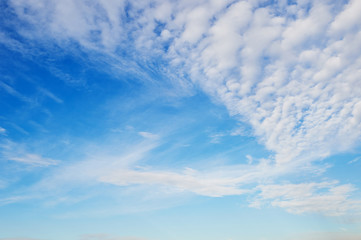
left=28, top=141, right=252, bottom=198
left=251, top=181, right=361, bottom=216
left=138, top=131, right=159, bottom=140
left=163, top=0, right=361, bottom=165
left=7, top=153, right=58, bottom=166
left=1, top=136, right=359, bottom=217
left=0, top=127, right=6, bottom=135
left=38, top=87, right=63, bottom=103
left=98, top=167, right=248, bottom=197
left=0, top=81, right=32, bottom=103
left=0, top=141, right=58, bottom=167
left=329, top=0, right=361, bottom=37
left=348, top=156, right=361, bottom=164
left=0, top=196, right=33, bottom=206
left=209, top=132, right=225, bottom=143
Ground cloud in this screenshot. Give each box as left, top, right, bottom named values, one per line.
left=26, top=141, right=251, bottom=198
left=0, top=196, right=33, bottom=206
left=7, top=153, right=58, bottom=166
left=250, top=181, right=361, bottom=216
left=4, top=0, right=361, bottom=218
left=348, top=156, right=361, bottom=164
left=166, top=0, right=361, bottom=165
left=9, top=0, right=361, bottom=166
left=138, top=131, right=159, bottom=140
left=329, top=0, right=361, bottom=36
left=0, top=141, right=58, bottom=167
left=0, top=81, right=32, bottom=103
left=98, top=167, right=249, bottom=197
left=1, top=133, right=358, bottom=217
left=0, top=127, right=6, bottom=135
left=1, top=135, right=360, bottom=217
left=37, top=87, right=63, bottom=104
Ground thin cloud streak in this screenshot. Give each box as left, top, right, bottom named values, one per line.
left=0, top=141, right=59, bottom=167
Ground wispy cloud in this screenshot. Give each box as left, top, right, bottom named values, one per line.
left=0, top=127, right=6, bottom=135
left=2, top=135, right=356, bottom=217
left=7, top=153, right=58, bottom=166
left=0, top=81, right=32, bottom=103
left=138, top=131, right=159, bottom=140
left=348, top=156, right=361, bottom=164
left=98, top=167, right=249, bottom=197
left=37, top=87, right=63, bottom=104
left=0, top=141, right=59, bottom=167
left=1, top=132, right=359, bottom=217
left=0, top=195, right=33, bottom=206
left=250, top=181, right=361, bottom=216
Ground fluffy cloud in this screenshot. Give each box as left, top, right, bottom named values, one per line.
left=165, top=0, right=361, bottom=165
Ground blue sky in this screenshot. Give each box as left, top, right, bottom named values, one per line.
left=1, top=0, right=361, bottom=239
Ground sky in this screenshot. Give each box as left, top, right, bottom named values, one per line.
left=0, top=0, right=361, bottom=239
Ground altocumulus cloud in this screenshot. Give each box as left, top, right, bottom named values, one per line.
left=8, top=0, right=361, bottom=165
